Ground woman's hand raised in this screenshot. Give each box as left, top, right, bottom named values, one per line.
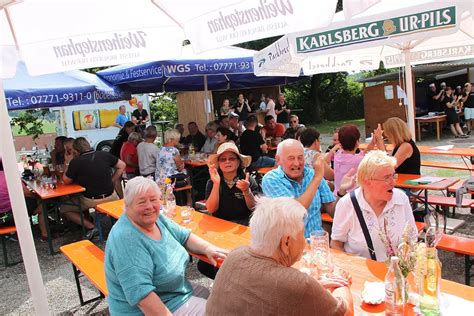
left=208, top=164, right=220, bottom=184
left=236, top=173, right=250, bottom=194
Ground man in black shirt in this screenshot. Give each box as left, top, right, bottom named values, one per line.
left=182, top=121, right=206, bottom=151
left=426, top=83, right=444, bottom=112
left=240, top=116, right=275, bottom=169
left=275, top=93, right=291, bottom=127
left=131, top=101, right=149, bottom=132
left=62, top=137, right=125, bottom=239
left=110, top=121, right=136, bottom=158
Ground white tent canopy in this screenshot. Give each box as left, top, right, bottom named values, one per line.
left=254, top=0, right=474, bottom=136
left=0, top=0, right=353, bottom=78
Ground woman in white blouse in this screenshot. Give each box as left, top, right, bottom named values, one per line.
left=330, top=150, right=417, bottom=262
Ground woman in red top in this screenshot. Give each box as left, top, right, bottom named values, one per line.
left=120, top=132, right=142, bottom=179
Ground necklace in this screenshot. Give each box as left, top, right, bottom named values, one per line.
left=223, top=176, right=238, bottom=189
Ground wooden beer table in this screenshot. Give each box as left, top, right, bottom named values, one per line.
left=394, top=174, right=461, bottom=230
left=24, top=180, right=85, bottom=255
left=359, top=143, right=474, bottom=158
left=95, top=199, right=474, bottom=313
left=415, top=114, right=446, bottom=141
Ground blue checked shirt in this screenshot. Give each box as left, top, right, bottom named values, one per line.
left=262, top=166, right=335, bottom=237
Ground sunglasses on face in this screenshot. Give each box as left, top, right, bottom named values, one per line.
left=218, top=157, right=238, bottom=163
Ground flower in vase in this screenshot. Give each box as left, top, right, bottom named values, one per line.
left=379, top=218, right=396, bottom=258
left=397, top=224, right=418, bottom=278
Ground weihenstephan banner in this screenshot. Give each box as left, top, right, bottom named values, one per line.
left=186, top=0, right=338, bottom=53
left=21, top=27, right=185, bottom=76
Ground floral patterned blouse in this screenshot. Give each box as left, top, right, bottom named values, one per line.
left=155, top=146, right=182, bottom=182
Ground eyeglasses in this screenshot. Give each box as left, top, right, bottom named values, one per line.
left=218, top=157, right=238, bottom=163
left=371, top=174, right=397, bottom=184
left=290, top=120, right=298, bottom=123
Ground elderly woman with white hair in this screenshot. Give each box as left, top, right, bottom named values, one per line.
left=206, top=197, right=352, bottom=315
left=331, top=150, right=417, bottom=262
left=155, top=129, right=187, bottom=182
left=105, top=177, right=227, bottom=315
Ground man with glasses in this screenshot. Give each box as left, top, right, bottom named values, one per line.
left=330, top=150, right=416, bottom=262
left=262, top=139, right=354, bottom=237
left=282, top=114, right=305, bottom=140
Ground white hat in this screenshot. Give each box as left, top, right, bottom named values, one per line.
left=208, top=142, right=251, bottom=168
left=429, top=83, right=435, bottom=88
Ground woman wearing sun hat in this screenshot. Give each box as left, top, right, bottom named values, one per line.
left=199, top=142, right=259, bottom=279
left=205, top=142, right=258, bottom=225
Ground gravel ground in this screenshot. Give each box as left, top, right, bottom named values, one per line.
left=1, top=127, right=472, bottom=314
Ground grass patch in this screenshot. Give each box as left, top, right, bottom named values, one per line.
left=308, top=118, right=365, bottom=134
left=11, top=121, right=57, bottom=136
left=421, top=168, right=468, bottom=179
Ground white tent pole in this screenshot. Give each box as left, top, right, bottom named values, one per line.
left=403, top=50, right=416, bottom=139
left=0, top=81, right=50, bottom=314
left=204, top=75, right=211, bottom=122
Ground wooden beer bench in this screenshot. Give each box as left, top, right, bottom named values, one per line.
left=437, top=234, right=474, bottom=286
left=60, top=240, right=107, bottom=305
left=0, top=226, right=21, bottom=267
left=421, top=160, right=472, bottom=171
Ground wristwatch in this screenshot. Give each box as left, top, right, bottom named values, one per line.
left=337, top=190, right=346, bottom=198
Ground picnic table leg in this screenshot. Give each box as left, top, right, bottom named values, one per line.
left=42, top=201, right=55, bottom=255
left=436, top=120, right=441, bottom=141
left=465, top=255, right=473, bottom=286
left=76, top=196, right=86, bottom=238
left=417, top=120, right=421, bottom=141
left=187, top=167, right=196, bottom=207
left=1, top=234, right=8, bottom=267
left=423, top=190, right=429, bottom=216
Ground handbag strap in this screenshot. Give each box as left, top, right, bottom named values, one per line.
left=350, top=191, right=377, bottom=261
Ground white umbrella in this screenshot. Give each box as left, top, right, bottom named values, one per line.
left=0, top=0, right=354, bottom=77
left=0, top=1, right=381, bottom=312
left=254, top=0, right=474, bottom=137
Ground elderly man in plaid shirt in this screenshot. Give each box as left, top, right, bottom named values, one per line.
left=262, top=139, right=354, bottom=237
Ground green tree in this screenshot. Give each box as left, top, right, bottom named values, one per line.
left=10, top=109, right=49, bottom=140
left=282, top=73, right=364, bottom=123
left=234, top=0, right=364, bottom=124
left=149, top=93, right=178, bottom=124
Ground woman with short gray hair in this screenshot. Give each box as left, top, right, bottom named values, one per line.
left=206, top=196, right=352, bottom=315
left=200, top=122, right=218, bottom=154
left=105, top=177, right=227, bottom=315
left=155, top=129, right=186, bottom=183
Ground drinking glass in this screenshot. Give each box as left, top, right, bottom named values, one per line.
left=181, top=206, right=192, bottom=224
left=310, top=230, right=333, bottom=275
left=300, top=238, right=316, bottom=275
left=425, top=210, right=445, bottom=247
left=56, top=164, right=65, bottom=183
